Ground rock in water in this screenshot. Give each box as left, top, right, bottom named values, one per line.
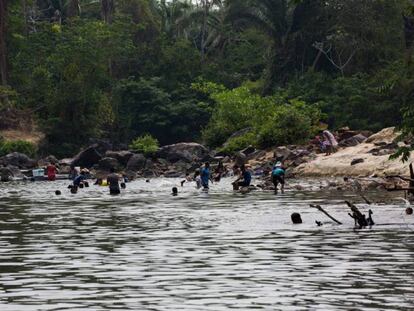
left=126, top=154, right=147, bottom=171
left=105, top=150, right=133, bottom=166
left=234, top=152, right=247, bottom=166
left=157, top=143, right=210, bottom=163
left=0, top=152, right=36, bottom=169
left=0, top=165, right=24, bottom=181
left=98, top=157, right=120, bottom=170
left=38, top=155, right=59, bottom=167
left=239, top=187, right=250, bottom=194
left=71, top=144, right=104, bottom=168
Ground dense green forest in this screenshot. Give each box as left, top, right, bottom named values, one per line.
left=0, top=0, right=414, bottom=157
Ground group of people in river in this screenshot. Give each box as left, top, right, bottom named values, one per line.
left=179, top=160, right=286, bottom=194
left=50, top=158, right=287, bottom=196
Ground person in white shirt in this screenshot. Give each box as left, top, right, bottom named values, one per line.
left=322, top=130, right=338, bottom=155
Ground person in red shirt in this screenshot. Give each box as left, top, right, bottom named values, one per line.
left=46, top=163, right=58, bottom=181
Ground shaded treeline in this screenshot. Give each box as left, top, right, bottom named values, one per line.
left=0, top=0, right=413, bottom=156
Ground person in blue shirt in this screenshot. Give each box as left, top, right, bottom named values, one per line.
left=200, top=162, right=212, bottom=189
left=272, top=162, right=285, bottom=194
left=232, top=164, right=252, bottom=190
left=73, top=170, right=87, bottom=187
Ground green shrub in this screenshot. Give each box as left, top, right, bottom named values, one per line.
left=218, top=132, right=257, bottom=155
left=256, top=100, right=322, bottom=148
left=0, top=140, right=37, bottom=157
left=199, top=82, right=321, bottom=149
left=129, top=134, right=159, bottom=155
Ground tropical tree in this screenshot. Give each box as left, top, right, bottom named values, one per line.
left=225, top=0, right=310, bottom=94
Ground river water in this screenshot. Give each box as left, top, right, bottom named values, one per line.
left=0, top=178, right=413, bottom=310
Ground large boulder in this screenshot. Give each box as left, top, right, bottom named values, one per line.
left=240, top=146, right=256, bottom=156
left=273, top=146, right=293, bottom=162
left=234, top=152, right=247, bottom=166
left=98, top=157, right=120, bottom=171
left=38, top=155, right=59, bottom=167
left=366, top=127, right=398, bottom=145
left=126, top=154, right=147, bottom=171
left=157, top=142, right=210, bottom=163
left=0, top=167, right=12, bottom=182
left=339, top=134, right=367, bottom=147
left=105, top=150, right=133, bottom=166
left=0, top=152, right=36, bottom=169
left=0, top=165, right=24, bottom=181
left=71, top=144, right=105, bottom=168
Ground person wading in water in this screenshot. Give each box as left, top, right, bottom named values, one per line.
left=107, top=167, right=121, bottom=195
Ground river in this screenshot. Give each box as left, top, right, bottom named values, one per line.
left=0, top=178, right=413, bottom=310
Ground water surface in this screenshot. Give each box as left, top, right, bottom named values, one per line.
left=0, top=178, right=413, bottom=310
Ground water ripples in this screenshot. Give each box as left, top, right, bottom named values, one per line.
left=0, top=178, right=414, bottom=310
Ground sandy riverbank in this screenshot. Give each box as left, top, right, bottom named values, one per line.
left=293, top=127, right=413, bottom=177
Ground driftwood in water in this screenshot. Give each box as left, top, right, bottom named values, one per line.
left=409, top=164, right=414, bottom=195
left=346, top=201, right=369, bottom=228
left=360, top=194, right=372, bottom=205
left=385, top=164, right=414, bottom=195
left=310, top=204, right=342, bottom=225
left=386, top=187, right=414, bottom=192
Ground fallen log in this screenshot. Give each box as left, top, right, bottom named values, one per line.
left=310, top=204, right=342, bottom=225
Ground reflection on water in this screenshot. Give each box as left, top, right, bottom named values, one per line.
left=0, top=178, right=413, bottom=310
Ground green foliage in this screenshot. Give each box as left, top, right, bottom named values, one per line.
left=2, top=0, right=412, bottom=159
left=283, top=70, right=402, bottom=131
left=0, top=140, right=37, bottom=158
left=200, top=83, right=321, bottom=149
left=256, top=100, right=321, bottom=148
left=115, top=78, right=212, bottom=145
left=129, top=134, right=160, bottom=155
left=218, top=132, right=257, bottom=155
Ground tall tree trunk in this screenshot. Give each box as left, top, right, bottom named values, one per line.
left=101, top=0, right=115, bottom=24
left=0, top=0, right=8, bottom=86
left=200, top=0, right=210, bottom=63
left=101, top=0, right=115, bottom=77
left=404, top=15, right=414, bottom=66
left=67, top=0, right=80, bottom=18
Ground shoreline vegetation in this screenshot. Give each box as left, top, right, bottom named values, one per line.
left=1, top=1, right=414, bottom=164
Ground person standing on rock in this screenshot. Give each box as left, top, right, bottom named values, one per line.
left=46, top=162, right=58, bottom=181
left=272, top=162, right=285, bottom=194
left=107, top=167, right=121, bottom=195
left=201, top=162, right=212, bottom=190
left=322, top=130, right=338, bottom=156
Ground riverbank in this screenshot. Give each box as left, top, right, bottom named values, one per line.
left=0, top=127, right=412, bottom=185
left=293, top=127, right=413, bottom=177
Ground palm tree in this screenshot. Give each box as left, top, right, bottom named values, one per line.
left=164, top=0, right=223, bottom=61
left=225, top=0, right=306, bottom=94
left=157, top=0, right=193, bottom=39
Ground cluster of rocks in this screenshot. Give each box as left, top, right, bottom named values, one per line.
left=0, top=127, right=409, bottom=186
left=0, top=142, right=217, bottom=182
